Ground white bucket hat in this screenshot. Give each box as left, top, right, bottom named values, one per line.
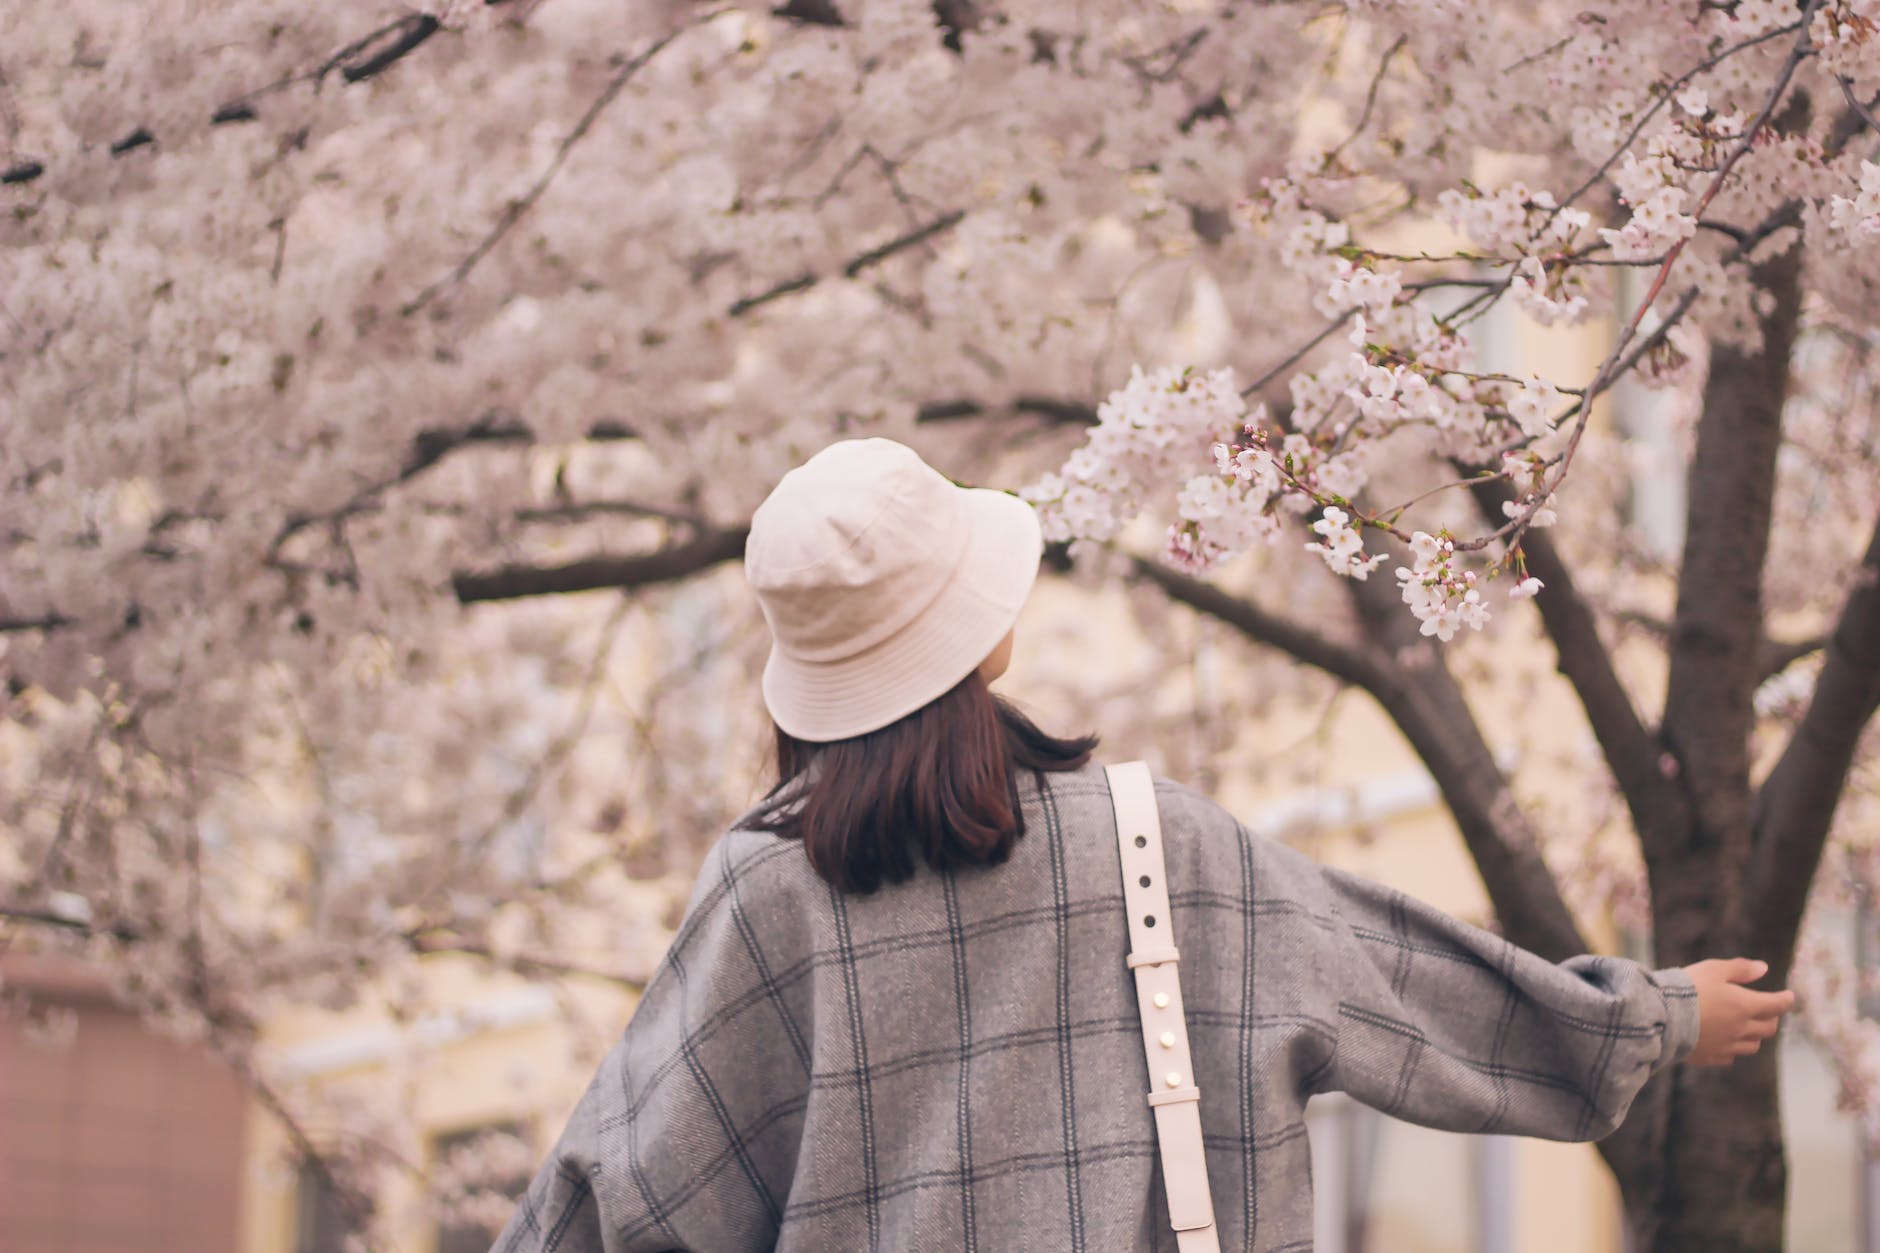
left=745, top=438, right=1042, bottom=742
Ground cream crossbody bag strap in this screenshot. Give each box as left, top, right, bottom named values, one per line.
left=1106, top=761, right=1221, bottom=1253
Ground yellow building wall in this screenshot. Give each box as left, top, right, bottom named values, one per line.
left=244, top=979, right=633, bottom=1253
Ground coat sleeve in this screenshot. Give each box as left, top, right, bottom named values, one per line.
left=1266, top=840, right=1700, bottom=1141
left=494, top=833, right=814, bottom=1253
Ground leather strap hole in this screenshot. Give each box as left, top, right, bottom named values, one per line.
left=1139, top=874, right=1151, bottom=888
left=1134, top=835, right=1147, bottom=848
left=1144, top=914, right=1157, bottom=928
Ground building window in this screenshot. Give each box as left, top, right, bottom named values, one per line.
left=294, top=1160, right=359, bottom=1253
left=434, top=1121, right=534, bottom=1253
left=1610, top=267, right=1689, bottom=563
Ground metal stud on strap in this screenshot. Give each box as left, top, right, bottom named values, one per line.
left=1107, top=761, right=1221, bottom=1253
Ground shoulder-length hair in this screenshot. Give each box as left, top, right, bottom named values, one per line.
left=746, top=675, right=1098, bottom=894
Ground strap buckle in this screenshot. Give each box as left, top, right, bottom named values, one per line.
left=1147, top=1084, right=1201, bottom=1107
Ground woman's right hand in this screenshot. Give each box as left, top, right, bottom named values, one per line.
left=1683, top=958, right=1797, bottom=1066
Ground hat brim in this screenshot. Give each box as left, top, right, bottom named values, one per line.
left=761, top=487, right=1041, bottom=742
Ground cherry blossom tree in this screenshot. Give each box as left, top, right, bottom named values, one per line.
left=2, top=0, right=1877, bottom=1248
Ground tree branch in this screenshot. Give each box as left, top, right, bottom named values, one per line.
left=412, top=393, right=1093, bottom=456
left=238, top=1058, right=384, bottom=1244
left=1656, top=183, right=1806, bottom=958
left=0, top=13, right=448, bottom=188
left=1337, top=563, right=1590, bottom=965
left=1550, top=17, right=1806, bottom=220
left=916, top=395, right=1099, bottom=427
left=1492, top=19, right=1818, bottom=565
left=1757, top=634, right=1828, bottom=682
left=268, top=411, right=528, bottom=566
left=509, top=499, right=712, bottom=528
left=1127, top=558, right=1386, bottom=690
left=451, top=527, right=749, bottom=603
left=1836, top=76, right=1880, bottom=141
left=1744, top=516, right=1880, bottom=976
left=1137, top=551, right=1589, bottom=965
left=1468, top=477, right=1690, bottom=861
left=412, top=416, right=638, bottom=450
left=0, top=613, right=74, bottom=634
left=406, top=932, right=647, bottom=990
left=773, top=0, right=845, bottom=27
left=1606, top=609, right=1823, bottom=684
left=1323, top=35, right=1407, bottom=166
left=727, top=210, right=966, bottom=317
left=320, top=14, right=440, bottom=85
left=0, top=902, right=138, bottom=943
left=28, top=397, right=1092, bottom=639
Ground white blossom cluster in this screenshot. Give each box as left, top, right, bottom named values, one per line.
left=1163, top=428, right=1291, bottom=572
left=1598, top=177, right=1700, bottom=263
left=1814, top=0, right=1880, bottom=84
left=1396, top=531, right=1492, bottom=641
left=1025, top=366, right=1249, bottom=547
left=1509, top=255, right=1592, bottom=327
left=1829, top=161, right=1880, bottom=241
left=1437, top=183, right=1592, bottom=258
left=1506, top=378, right=1563, bottom=440
left=1305, top=507, right=1387, bottom=581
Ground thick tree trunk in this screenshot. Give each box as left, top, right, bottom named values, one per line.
left=1631, top=233, right=1806, bottom=1252
left=1624, top=1052, right=1787, bottom=1252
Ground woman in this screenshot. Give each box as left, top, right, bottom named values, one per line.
left=496, top=438, right=1793, bottom=1252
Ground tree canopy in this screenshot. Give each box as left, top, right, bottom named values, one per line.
left=3, top=0, right=1877, bottom=1246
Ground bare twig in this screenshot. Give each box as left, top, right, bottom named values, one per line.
left=1498, top=7, right=1821, bottom=559
left=1837, top=75, right=1880, bottom=138
left=405, top=932, right=647, bottom=990
left=0, top=903, right=137, bottom=942
left=455, top=595, right=633, bottom=868
left=451, top=528, right=748, bottom=603
left=1502, top=32, right=1576, bottom=75
left=1323, top=35, right=1408, bottom=167
left=238, top=1063, right=388, bottom=1250
left=319, top=14, right=440, bottom=85
left=266, top=412, right=522, bottom=567
left=727, top=210, right=966, bottom=316
left=0, top=613, right=74, bottom=633
left=1550, top=18, right=1805, bottom=222
left=1238, top=307, right=1359, bottom=399
left=511, top=499, right=714, bottom=528
left=1, top=13, right=451, bottom=188
left=405, top=17, right=722, bottom=313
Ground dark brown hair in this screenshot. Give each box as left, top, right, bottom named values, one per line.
left=746, top=675, right=1097, bottom=894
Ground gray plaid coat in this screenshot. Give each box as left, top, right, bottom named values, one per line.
left=496, top=763, right=1698, bottom=1252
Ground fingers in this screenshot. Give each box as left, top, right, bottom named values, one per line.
left=1719, top=957, right=1771, bottom=985
left=1743, top=1016, right=1781, bottom=1042
left=1683, top=957, right=1800, bottom=1069
left=1717, top=1009, right=1786, bottom=1061
left=1745, top=988, right=1797, bottom=1018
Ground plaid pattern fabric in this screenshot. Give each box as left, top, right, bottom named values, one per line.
left=495, top=764, right=1698, bottom=1252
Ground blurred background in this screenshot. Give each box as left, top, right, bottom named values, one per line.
left=3, top=1, right=1876, bottom=1250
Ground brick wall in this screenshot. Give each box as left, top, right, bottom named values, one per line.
left=0, top=956, right=246, bottom=1253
